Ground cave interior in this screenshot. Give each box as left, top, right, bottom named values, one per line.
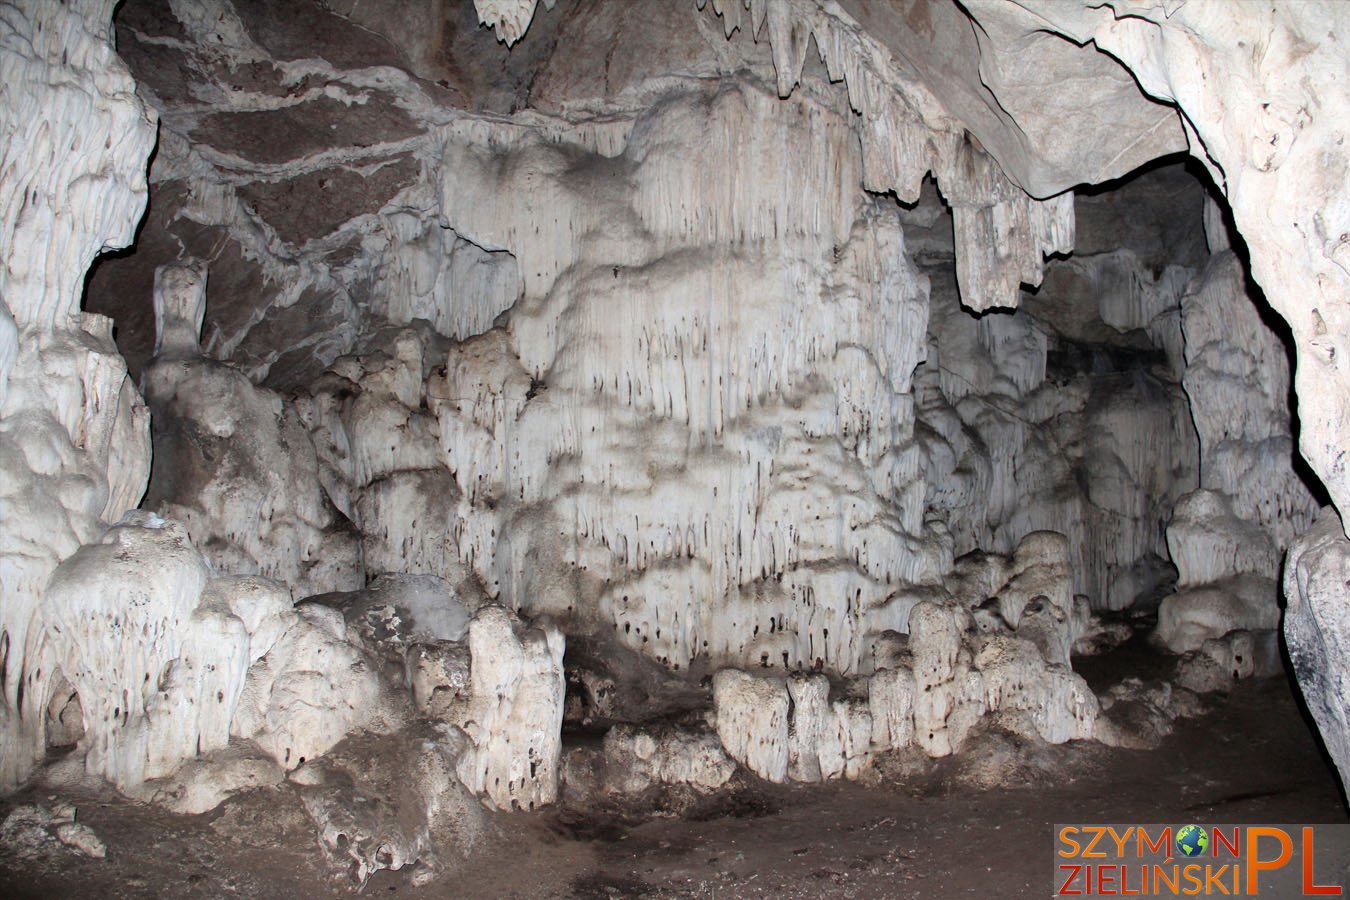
left=1, top=0, right=1348, bottom=894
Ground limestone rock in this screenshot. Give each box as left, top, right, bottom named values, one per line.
left=987, top=2, right=1350, bottom=553
left=0, top=0, right=155, bottom=790
left=975, top=636, right=1096, bottom=745
left=452, top=605, right=565, bottom=810
left=232, top=604, right=404, bottom=771
left=786, top=675, right=873, bottom=783
left=44, top=514, right=246, bottom=790
left=1155, top=490, right=1282, bottom=654
left=712, top=669, right=790, bottom=784
left=1179, top=253, right=1317, bottom=551
left=124, top=741, right=285, bottom=815
left=1156, top=578, right=1280, bottom=657
left=55, top=822, right=106, bottom=859
left=1094, top=678, right=1203, bottom=751
left=868, top=666, right=916, bottom=753
left=205, top=576, right=296, bottom=665
left=406, top=641, right=473, bottom=719
left=1284, top=509, right=1350, bottom=791
left=152, top=261, right=208, bottom=358
left=10, top=0, right=1350, bottom=819
left=577, top=724, right=737, bottom=797
left=142, top=354, right=362, bottom=597
left=0, top=802, right=99, bottom=861
left=293, top=725, right=483, bottom=886
left=473, top=0, right=554, bottom=46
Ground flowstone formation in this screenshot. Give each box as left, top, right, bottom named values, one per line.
left=0, top=0, right=156, bottom=791
left=437, top=85, right=950, bottom=675
left=3, top=0, right=1349, bottom=887
left=709, top=533, right=1100, bottom=784
left=908, top=168, right=1204, bottom=614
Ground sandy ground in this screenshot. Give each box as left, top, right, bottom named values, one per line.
left=1, top=668, right=1344, bottom=900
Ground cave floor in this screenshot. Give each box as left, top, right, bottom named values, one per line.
left=1, top=672, right=1344, bottom=900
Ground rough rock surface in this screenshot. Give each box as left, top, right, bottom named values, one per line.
left=562, top=723, right=736, bottom=801
left=1155, top=491, right=1281, bottom=654
left=43, top=514, right=247, bottom=790
left=141, top=267, right=363, bottom=596
left=232, top=602, right=405, bottom=770
left=1179, top=251, right=1318, bottom=551
left=449, top=2, right=1350, bottom=801
left=3, top=0, right=1349, bottom=840
left=0, top=0, right=156, bottom=790
left=977, top=3, right=1350, bottom=549
left=911, top=172, right=1202, bottom=613
left=290, top=726, right=484, bottom=886
left=452, top=605, right=566, bottom=810
left=1284, top=509, right=1350, bottom=791
left=710, top=536, right=1097, bottom=784
left=0, top=803, right=105, bottom=861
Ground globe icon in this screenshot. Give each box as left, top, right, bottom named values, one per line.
left=1176, top=825, right=1209, bottom=857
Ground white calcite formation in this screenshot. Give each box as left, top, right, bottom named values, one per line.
left=1094, top=678, right=1204, bottom=751
left=127, top=742, right=284, bottom=816
left=0, top=0, right=156, bottom=790
left=41, top=513, right=293, bottom=790
left=141, top=274, right=364, bottom=596
left=943, top=533, right=1092, bottom=670
left=975, top=637, right=1096, bottom=745
left=6, top=0, right=1350, bottom=832
left=1155, top=491, right=1281, bottom=654
left=907, top=599, right=981, bottom=758
left=0, top=803, right=106, bottom=861
left=452, top=605, right=565, bottom=811
left=1284, top=510, right=1350, bottom=791
left=292, top=726, right=484, bottom=886
left=473, top=0, right=556, bottom=46
left=380, top=219, right=522, bottom=345
left=232, top=602, right=403, bottom=770
left=1179, top=251, right=1318, bottom=550
left=434, top=83, right=950, bottom=678
left=289, top=579, right=565, bottom=813
left=567, top=724, right=737, bottom=798
left=712, top=536, right=1096, bottom=782
left=712, top=669, right=791, bottom=783
left=913, top=197, right=1200, bottom=613
left=976, top=3, right=1350, bottom=547
left=1174, top=629, right=1281, bottom=696
left=296, top=329, right=460, bottom=585
left=786, top=674, right=873, bottom=783
left=868, top=665, right=917, bottom=753
left=690, top=0, right=1079, bottom=314
left=1153, top=247, right=1321, bottom=653
left=461, top=5, right=1350, bottom=799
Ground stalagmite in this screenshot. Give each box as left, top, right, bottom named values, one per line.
left=453, top=605, right=565, bottom=810
left=141, top=261, right=363, bottom=596
left=1155, top=490, right=1281, bottom=654
left=713, top=669, right=791, bottom=784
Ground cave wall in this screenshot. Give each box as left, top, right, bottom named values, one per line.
left=966, top=1, right=1350, bottom=541
left=2, top=0, right=1348, bottom=822
left=0, top=0, right=156, bottom=790
left=910, top=169, right=1205, bottom=613
left=481, top=0, right=1350, bottom=787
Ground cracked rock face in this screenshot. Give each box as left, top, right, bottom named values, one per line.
left=3, top=0, right=1350, bottom=861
